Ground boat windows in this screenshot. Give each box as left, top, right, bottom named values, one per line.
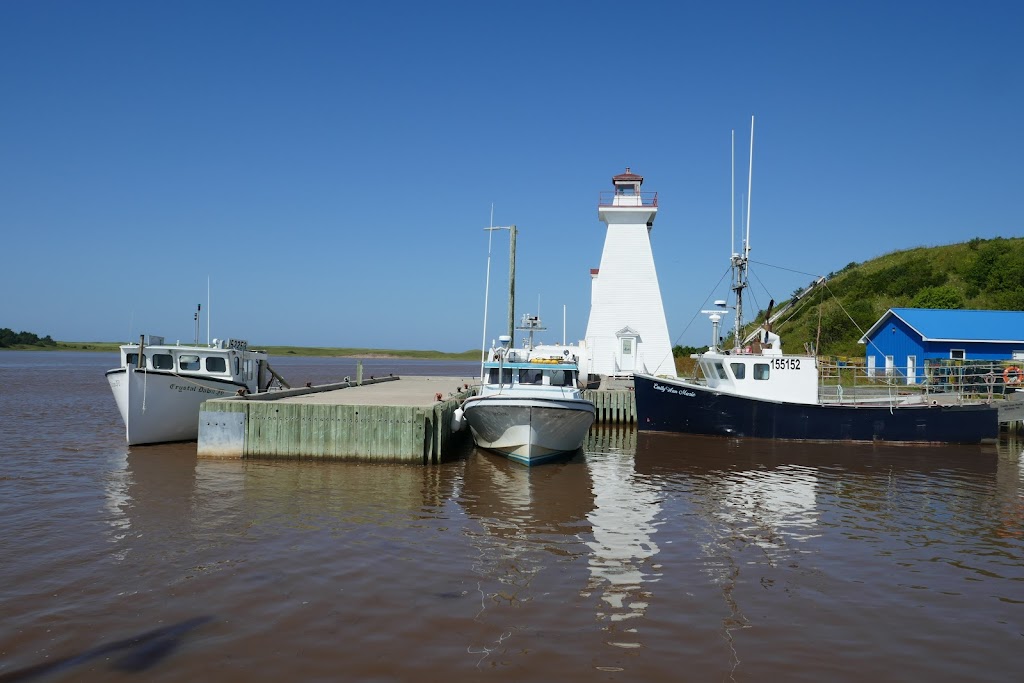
left=753, top=363, right=770, bottom=380
left=519, top=369, right=543, bottom=384
left=152, top=354, right=174, bottom=370
left=233, top=357, right=241, bottom=375
left=205, top=357, right=227, bottom=373
left=730, top=363, right=746, bottom=379
left=713, top=362, right=729, bottom=380
left=178, top=355, right=200, bottom=371
left=487, top=368, right=514, bottom=384
left=126, top=353, right=146, bottom=368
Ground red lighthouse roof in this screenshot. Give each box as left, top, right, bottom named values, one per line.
left=612, top=167, right=643, bottom=184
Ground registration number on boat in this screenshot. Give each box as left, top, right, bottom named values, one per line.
left=771, top=358, right=801, bottom=370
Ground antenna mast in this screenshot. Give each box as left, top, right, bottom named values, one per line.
left=731, top=115, right=754, bottom=350
left=194, top=304, right=201, bottom=346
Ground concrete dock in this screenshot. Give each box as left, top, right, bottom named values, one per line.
left=197, top=375, right=636, bottom=463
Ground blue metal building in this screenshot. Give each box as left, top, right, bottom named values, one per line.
left=859, top=308, right=1024, bottom=383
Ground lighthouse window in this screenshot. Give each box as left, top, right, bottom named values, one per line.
left=178, top=355, right=201, bottom=371
left=730, top=363, right=746, bottom=379
left=753, top=363, right=770, bottom=380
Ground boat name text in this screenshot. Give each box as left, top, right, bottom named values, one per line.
left=170, top=383, right=229, bottom=395
left=653, top=383, right=696, bottom=398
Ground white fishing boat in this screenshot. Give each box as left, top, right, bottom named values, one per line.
left=106, top=334, right=287, bottom=446
left=455, top=316, right=595, bottom=466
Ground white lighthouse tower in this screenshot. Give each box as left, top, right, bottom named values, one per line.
left=584, top=168, right=675, bottom=379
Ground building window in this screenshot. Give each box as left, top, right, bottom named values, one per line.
left=730, top=363, right=746, bottom=379
left=885, top=355, right=894, bottom=376
left=753, top=364, right=770, bottom=380
left=950, top=349, right=965, bottom=360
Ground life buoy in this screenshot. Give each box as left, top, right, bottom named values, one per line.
left=1004, top=366, right=1021, bottom=385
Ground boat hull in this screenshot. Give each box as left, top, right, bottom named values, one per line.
left=462, top=395, right=596, bottom=466
left=634, top=374, right=999, bottom=444
left=106, top=368, right=245, bottom=446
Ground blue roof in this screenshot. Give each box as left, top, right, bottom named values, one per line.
left=860, top=308, right=1024, bottom=343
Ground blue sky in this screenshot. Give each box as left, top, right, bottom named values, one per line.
left=2, top=1, right=1021, bottom=352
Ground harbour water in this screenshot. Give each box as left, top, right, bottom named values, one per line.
left=2, top=350, right=1023, bottom=682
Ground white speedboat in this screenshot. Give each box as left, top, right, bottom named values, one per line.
left=106, top=335, right=286, bottom=446
left=455, top=323, right=595, bottom=466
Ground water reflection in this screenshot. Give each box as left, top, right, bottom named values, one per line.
left=582, top=426, right=662, bottom=650
left=456, top=450, right=595, bottom=666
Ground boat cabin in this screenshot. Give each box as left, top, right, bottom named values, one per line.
left=697, top=350, right=819, bottom=404
left=120, top=337, right=264, bottom=387
left=481, top=361, right=580, bottom=390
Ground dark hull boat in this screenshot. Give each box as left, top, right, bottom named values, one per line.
left=633, top=116, right=1000, bottom=446
left=634, top=374, right=999, bottom=444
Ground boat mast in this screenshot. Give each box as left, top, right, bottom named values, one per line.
left=482, top=220, right=517, bottom=363
left=731, top=116, right=754, bottom=351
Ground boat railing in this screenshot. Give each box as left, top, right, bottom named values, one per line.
left=817, top=358, right=1017, bottom=404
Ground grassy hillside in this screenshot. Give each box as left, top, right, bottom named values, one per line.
left=743, top=236, right=1024, bottom=358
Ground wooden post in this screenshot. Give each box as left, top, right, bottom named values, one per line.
left=507, top=224, right=517, bottom=340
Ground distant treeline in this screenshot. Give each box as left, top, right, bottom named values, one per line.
left=0, top=328, right=57, bottom=348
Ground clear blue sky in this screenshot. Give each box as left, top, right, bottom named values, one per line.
left=2, top=1, right=1020, bottom=352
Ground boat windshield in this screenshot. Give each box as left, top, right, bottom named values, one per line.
left=486, top=368, right=514, bottom=384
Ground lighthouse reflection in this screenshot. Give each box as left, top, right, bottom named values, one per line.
left=459, top=427, right=663, bottom=651
left=581, top=426, right=662, bottom=647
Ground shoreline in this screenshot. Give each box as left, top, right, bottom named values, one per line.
left=0, top=343, right=479, bottom=361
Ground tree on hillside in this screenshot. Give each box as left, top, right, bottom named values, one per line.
left=912, top=285, right=965, bottom=309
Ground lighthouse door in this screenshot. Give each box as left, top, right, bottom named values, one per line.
left=620, top=337, right=635, bottom=373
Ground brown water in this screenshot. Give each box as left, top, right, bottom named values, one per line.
left=2, top=351, right=1023, bottom=682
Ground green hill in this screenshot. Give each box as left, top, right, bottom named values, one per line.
left=743, top=236, right=1024, bottom=358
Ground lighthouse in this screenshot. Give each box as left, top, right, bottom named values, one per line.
left=584, top=168, right=675, bottom=379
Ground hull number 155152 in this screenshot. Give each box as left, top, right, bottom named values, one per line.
left=771, top=358, right=801, bottom=370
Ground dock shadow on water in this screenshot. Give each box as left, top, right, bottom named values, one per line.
left=0, top=616, right=213, bottom=683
